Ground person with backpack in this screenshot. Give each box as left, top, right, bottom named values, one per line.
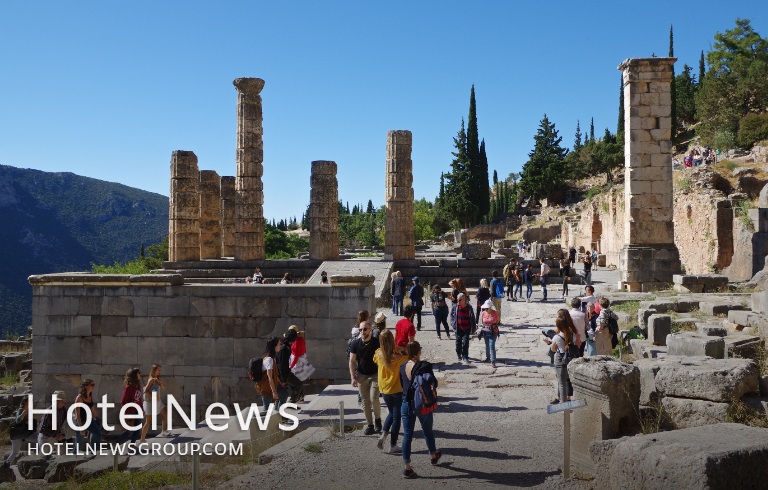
left=349, top=321, right=382, bottom=435
left=277, top=329, right=304, bottom=404
left=253, top=337, right=287, bottom=410
left=37, top=390, right=67, bottom=446
left=490, top=270, right=504, bottom=313
left=542, top=311, right=576, bottom=404
left=595, top=297, right=619, bottom=355
left=475, top=279, right=492, bottom=329
left=503, top=259, right=516, bottom=300
left=373, top=330, right=409, bottom=454
left=395, top=305, right=417, bottom=353
left=408, top=277, right=424, bottom=330
left=430, top=285, right=451, bottom=340
left=453, top=293, right=475, bottom=364
left=400, top=341, right=441, bottom=479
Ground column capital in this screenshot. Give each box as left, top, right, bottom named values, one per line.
left=618, top=57, right=676, bottom=72
left=233, top=77, right=265, bottom=94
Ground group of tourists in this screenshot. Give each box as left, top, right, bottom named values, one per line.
left=677, top=145, right=717, bottom=168
left=246, top=268, right=326, bottom=285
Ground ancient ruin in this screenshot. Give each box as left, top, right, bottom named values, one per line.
left=385, top=130, right=415, bottom=260
left=199, top=170, right=222, bottom=259
left=168, top=150, right=200, bottom=262
left=220, top=175, right=236, bottom=258
left=309, top=160, right=339, bottom=261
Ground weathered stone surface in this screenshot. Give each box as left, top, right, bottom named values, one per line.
left=461, top=243, right=492, bottom=259
left=384, top=130, right=415, bottom=260
left=696, top=323, right=727, bottom=337
left=0, top=461, right=15, bottom=482
left=44, top=455, right=88, bottom=483
left=637, top=307, right=657, bottom=330
left=629, top=339, right=667, bottom=359
left=661, top=396, right=729, bottom=428
left=169, top=150, right=200, bottom=262
left=699, top=301, right=747, bottom=316
left=666, top=332, right=725, bottom=358
left=653, top=356, right=759, bottom=402
left=647, top=314, right=671, bottom=346
left=724, top=334, right=764, bottom=359
left=18, top=454, right=49, bottom=479
left=74, top=454, right=129, bottom=479
left=309, top=161, right=339, bottom=260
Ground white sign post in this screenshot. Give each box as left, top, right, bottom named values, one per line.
left=547, top=399, right=587, bottom=480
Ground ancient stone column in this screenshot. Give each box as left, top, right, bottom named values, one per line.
left=233, top=77, right=265, bottom=261
left=385, top=130, right=415, bottom=260
left=309, top=161, right=339, bottom=260
left=618, top=58, right=681, bottom=291
left=199, top=170, right=222, bottom=259
left=220, top=176, right=236, bottom=258
left=169, top=150, right=200, bottom=262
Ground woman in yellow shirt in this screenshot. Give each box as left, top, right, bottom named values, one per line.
left=374, top=329, right=409, bottom=454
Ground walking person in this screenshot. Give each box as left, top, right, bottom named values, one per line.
left=430, top=285, right=451, bottom=340
left=37, top=391, right=67, bottom=446
left=513, top=262, right=524, bottom=300
left=374, top=330, right=409, bottom=454
left=400, top=341, right=441, bottom=478
left=503, top=259, right=516, bottom=300
left=542, top=313, right=575, bottom=404
left=392, top=271, right=405, bottom=316
left=535, top=258, right=551, bottom=302
left=74, top=379, right=103, bottom=450
left=117, top=368, right=143, bottom=444
left=490, top=270, right=504, bottom=313
left=6, top=395, right=35, bottom=464
left=479, top=299, right=500, bottom=368
left=255, top=337, right=288, bottom=410
left=349, top=321, right=382, bottom=435
left=278, top=329, right=305, bottom=403
left=453, top=293, right=475, bottom=364
left=395, top=305, right=417, bottom=353
left=390, top=272, right=399, bottom=314
left=569, top=245, right=577, bottom=266
left=582, top=251, right=593, bottom=286
left=408, top=277, right=424, bottom=331
left=475, top=279, right=492, bottom=328
left=560, top=258, right=571, bottom=298
left=523, top=264, right=534, bottom=303
left=592, top=250, right=599, bottom=271
left=140, top=364, right=169, bottom=442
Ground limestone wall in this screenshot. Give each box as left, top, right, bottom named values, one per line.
left=561, top=192, right=625, bottom=268
left=672, top=193, right=733, bottom=275
left=29, top=273, right=374, bottom=414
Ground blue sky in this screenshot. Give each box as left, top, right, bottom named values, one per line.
left=1, top=1, right=764, bottom=224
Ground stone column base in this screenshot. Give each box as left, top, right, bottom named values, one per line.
left=620, top=245, right=681, bottom=292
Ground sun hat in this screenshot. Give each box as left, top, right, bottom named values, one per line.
left=52, top=390, right=67, bottom=402
left=374, top=312, right=387, bottom=324
left=482, top=299, right=495, bottom=310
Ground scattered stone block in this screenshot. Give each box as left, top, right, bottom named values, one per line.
left=672, top=274, right=729, bottom=293
left=724, top=334, right=764, bottom=359
left=461, top=243, right=491, bottom=260
left=696, top=323, right=727, bottom=337
left=667, top=332, right=725, bottom=359
left=18, top=455, right=49, bottom=479
left=45, top=455, right=88, bottom=483
left=0, top=462, right=14, bottom=482
left=629, top=339, right=667, bottom=359
left=637, top=308, right=657, bottom=330
left=654, top=356, right=759, bottom=402
left=761, top=375, right=768, bottom=397
left=589, top=423, right=768, bottom=489
left=661, top=396, right=730, bottom=428
left=699, top=301, right=746, bottom=316
left=647, top=314, right=671, bottom=346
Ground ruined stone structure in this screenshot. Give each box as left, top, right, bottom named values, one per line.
left=233, top=77, right=266, bottom=261
left=199, top=170, right=222, bottom=259
left=220, top=176, right=236, bottom=258
left=309, top=161, right=339, bottom=260
left=169, top=151, right=200, bottom=262
left=618, top=58, right=681, bottom=291
left=385, top=130, right=415, bottom=260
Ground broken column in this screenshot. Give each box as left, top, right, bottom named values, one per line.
left=220, top=176, right=236, bottom=258
left=385, top=130, right=415, bottom=260
left=233, top=77, right=265, bottom=261
left=309, top=161, right=339, bottom=260
left=199, top=170, right=222, bottom=259
left=618, top=58, right=681, bottom=291
left=169, top=150, right=200, bottom=262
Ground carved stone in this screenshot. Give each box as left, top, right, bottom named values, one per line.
left=169, top=151, right=200, bottom=261
left=385, top=130, right=415, bottom=259
left=220, top=176, right=236, bottom=258
left=309, top=161, right=339, bottom=260
left=199, top=170, right=221, bottom=259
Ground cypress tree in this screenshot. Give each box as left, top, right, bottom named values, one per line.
left=438, top=172, right=445, bottom=206
left=574, top=120, right=583, bottom=152
left=520, top=114, right=568, bottom=201
left=366, top=200, right=374, bottom=214
left=589, top=117, right=595, bottom=143
left=478, top=139, right=490, bottom=219
left=698, top=50, right=706, bottom=85
left=618, top=76, right=625, bottom=136
left=669, top=25, right=676, bottom=138
left=444, top=119, right=477, bottom=227
left=493, top=169, right=498, bottom=185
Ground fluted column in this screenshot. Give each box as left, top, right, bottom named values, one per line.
left=309, top=161, right=339, bottom=260
left=169, top=151, right=200, bottom=261
left=220, top=176, right=236, bottom=258
left=385, top=130, right=415, bottom=259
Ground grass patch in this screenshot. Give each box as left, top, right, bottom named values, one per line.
left=671, top=320, right=697, bottom=333
left=727, top=398, right=768, bottom=428
left=677, top=175, right=692, bottom=192
left=583, top=185, right=607, bottom=201
left=0, top=373, right=19, bottom=388
left=611, top=300, right=641, bottom=313
left=56, top=470, right=188, bottom=490
left=718, top=159, right=738, bottom=173
left=735, top=198, right=756, bottom=233
left=304, top=442, right=323, bottom=453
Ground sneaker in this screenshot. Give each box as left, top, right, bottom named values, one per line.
left=550, top=398, right=560, bottom=404
left=374, top=418, right=382, bottom=433
left=527, top=298, right=531, bottom=303
left=431, top=450, right=442, bottom=465
left=403, top=468, right=418, bottom=479
left=363, top=425, right=376, bottom=436
left=377, top=432, right=387, bottom=450
left=388, top=444, right=402, bottom=453
left=463, top=358, right=471, bottom=364
left=446, top=335, right=451, bottom=339
left=437, top=336, right=442, bottom=340
left=457, top=356, right=463, bottom=363
left=492, top=363, right=497, bottom=368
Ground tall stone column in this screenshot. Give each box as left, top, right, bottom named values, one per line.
left=233, top=77, right=265, bottom=261
left=199, top=170, right=222, bottom=259
left=385, top=130, right=415, bottom=260
left=220, top=176, right=236, bottom=258
left=169, top=150, right=200, bottom=262
left=618, top=58, right=681, bottom=291
left=309, top=161, right=339, bottom=260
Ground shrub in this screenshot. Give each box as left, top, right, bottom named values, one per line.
left=737, top=113, right=768, bottom=149
left=713, top=130, right=737, bottom=151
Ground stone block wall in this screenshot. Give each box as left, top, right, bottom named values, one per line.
left=560, top=192, right=625, bottom=268
left=29, top=273, right=374, bottom=416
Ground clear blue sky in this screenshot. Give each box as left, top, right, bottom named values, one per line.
left=1, top=1, right=764, bottom=224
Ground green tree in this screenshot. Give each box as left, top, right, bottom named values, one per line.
left=366, top=200, right=374, bottom=214
left=675, top=64, right=698, bottom=125
left=444, top=119, right=477, bottom=227
left=478, top=139, right=490, bottom=219
left=699, top=50, right=706, bottom=85
left=618, top=77, right=625, bottom=137
left=520, top=114, right=568, bottom=200
left=492, top=169, right=498, bottom=186
left=589, top=117, right=595, bottom=143
left=573, top=120, right=583, bottom=153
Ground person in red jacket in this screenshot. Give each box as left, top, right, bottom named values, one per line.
left=117, top=367, right=143, bottom=444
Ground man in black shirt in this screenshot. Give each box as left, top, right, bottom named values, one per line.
left=348, top=321, right=382, bottom=435
left=277, top=330, right=304, bottom=403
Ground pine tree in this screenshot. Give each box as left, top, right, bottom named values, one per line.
left=574, top=120, right=583, bottom=152
left=699, top=50, right=706, bottom=85
left=438, top=173, right=445, bottom=206
left=366, top=200, right=374, bottom=214
left=493, top=169, right=498, bottom=185
left=520, top=114, right=568, bottom=201
left=478, top=139, right=490, bottom=219
left=444, top=119, right=477, bottom=227
left=589, top=117, right=595, bottom=143
left=618, top=77, right=625, bottom=137
left=670, top=25, right=676, bottom=138
left=465, top=85, right=489, bottom=223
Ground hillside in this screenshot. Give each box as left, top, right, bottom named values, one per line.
left=0, top=165, right=168, bottom=334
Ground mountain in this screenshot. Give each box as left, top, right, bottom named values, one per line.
left=0, top=165, right=169, bottom=334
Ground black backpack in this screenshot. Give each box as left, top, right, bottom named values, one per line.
left=607, top=315, right=619, bottom=335
left=248, top=357, right=264, bottom=381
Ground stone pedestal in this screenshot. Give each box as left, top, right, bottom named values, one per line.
left=309, top=161, right=339, bottom=260
left=567, top=356, right=640, bottom=477
left=199, top=170, right=222, bottom=259
left=385, top=130, right=415, bottom=260
left=169, top=150, right=200, bottom=262
left=618, top=58, right=681, bottom=290
left=233, top=77, right=265, bottom=261
left=220, top=176, right=236, bottom=258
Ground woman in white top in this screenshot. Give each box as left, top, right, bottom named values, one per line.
left=543, top=311, right=574, bottom=404
left=140, top=364, right=168, bottom=441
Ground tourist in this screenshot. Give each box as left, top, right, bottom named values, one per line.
left=569, top=297, right=587, bottom=355
left=74, top=378, right=103, bottom=449
left=535, top=258, right=550, bottom=302
left=684, top=150, right=693, bottom=167
left=400, top=341, right=441, bottom=478
left=256, top=337, right=288, bottom=410
left=560, top=257, right=571, bottom=298
left=349, top=320, right=382, bottom=435
left=582, top=252, right=593, bottom=286
left=592, top=250, right=599, bottom=271
left=252, top=267, right=263, bottom=284
left=595, top=297, right=618, bottom=355
left=569, top=245, right=577, bottom=266
left=453, top=293, right=475, bottom=364
left=320, top=271, right=328, bottom=284
left=280, top=272, right=293, bottom=284
left=5, top=395, right=34, bottom=464
left=513, top=262, right=524, bottom=300
left=585, top=302, right=598, bottom=356
left=139, top=365, right=168, bottom=442
left=278, top=329, right=305, bottom=403
left=475, top=279, right=492, bottom=328
left=117, top=368, right=143, bottom=444
left=479, top=299, right=500, bottom=368
left=37, top=391, right=67, bottom=446
left=580, top=285, right=598, bottom=311
left=395, top=305, right=417, bottom=353
left=490, top=270, right=504, bottom=312
left=523, top=264, right=534, bottom=303
left=373, top=311, right=387, bottom=336
left=288, top=325, right=312, bottom=398
left=542, top=313, right=574, bottom=404
left=409, top=277, right=425, bottom=330
left=373, top=329, right=408, bottom=454
left=503, top=259, right=516, bottom=300
left=392, top=271, right=405, bottom=316
left=430, top=285, right=451, bottom=340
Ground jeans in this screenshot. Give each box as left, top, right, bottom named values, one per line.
left=554, top=352, right=573, bottom=401
left=260, top=384, right=289, bottom=412
left=514, top=281, right=523, bottom=298
left=413, top=304, right=422, bottom=329
left=540, top=277, right=548, bottom=300
left=562, top=277, right=569, bottom=296
left=382, top=392, right=403, bottom=445
left=455, top=330, right=470, bottom=360
left=583, top=270, right=592, bottom=286
left=356, top=372, right=381, bottom=425
left=401, top=401, right=437, bottom=465
left=506, top=281, right=514, bottom=298
left=282, top=372, right=304, bottom=403
left=525, top=282, right=533, bottom=299
left=393, top=295, right=403, bottom=315
left=484, top=333, right=497, bottom=363
left=75, top=417, right=102, bottom=449
left=433, top=306, right=450, bottom=337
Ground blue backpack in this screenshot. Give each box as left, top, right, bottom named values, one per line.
left=407, top=361, right=438, bottom=415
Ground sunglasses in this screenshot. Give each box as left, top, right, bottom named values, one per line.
left=360, top=328, right=370, bottom=332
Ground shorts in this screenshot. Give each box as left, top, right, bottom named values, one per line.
left=143, top=399, right=165, bottom=415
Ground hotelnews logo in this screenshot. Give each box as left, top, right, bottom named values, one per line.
left=27, top=393, right=299, bottom=457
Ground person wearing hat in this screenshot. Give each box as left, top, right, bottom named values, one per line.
left=373, top=312, right=387, bottom=335
left=288, top=325, right=315, bottom=391
left=37, top=390, right=67, bottom=445
left=480, top=299, right=500, bottom=368
left=277, top=329, right=304, bottom=403
left=408, top=277, right=424, bottom=330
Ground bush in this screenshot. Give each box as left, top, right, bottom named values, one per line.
left=713, top=130, right=737, bottom=151
left=737, top=113, right=768, bottom=149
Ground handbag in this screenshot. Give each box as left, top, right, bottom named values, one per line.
left=291, top=355, right=316, bottom=382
